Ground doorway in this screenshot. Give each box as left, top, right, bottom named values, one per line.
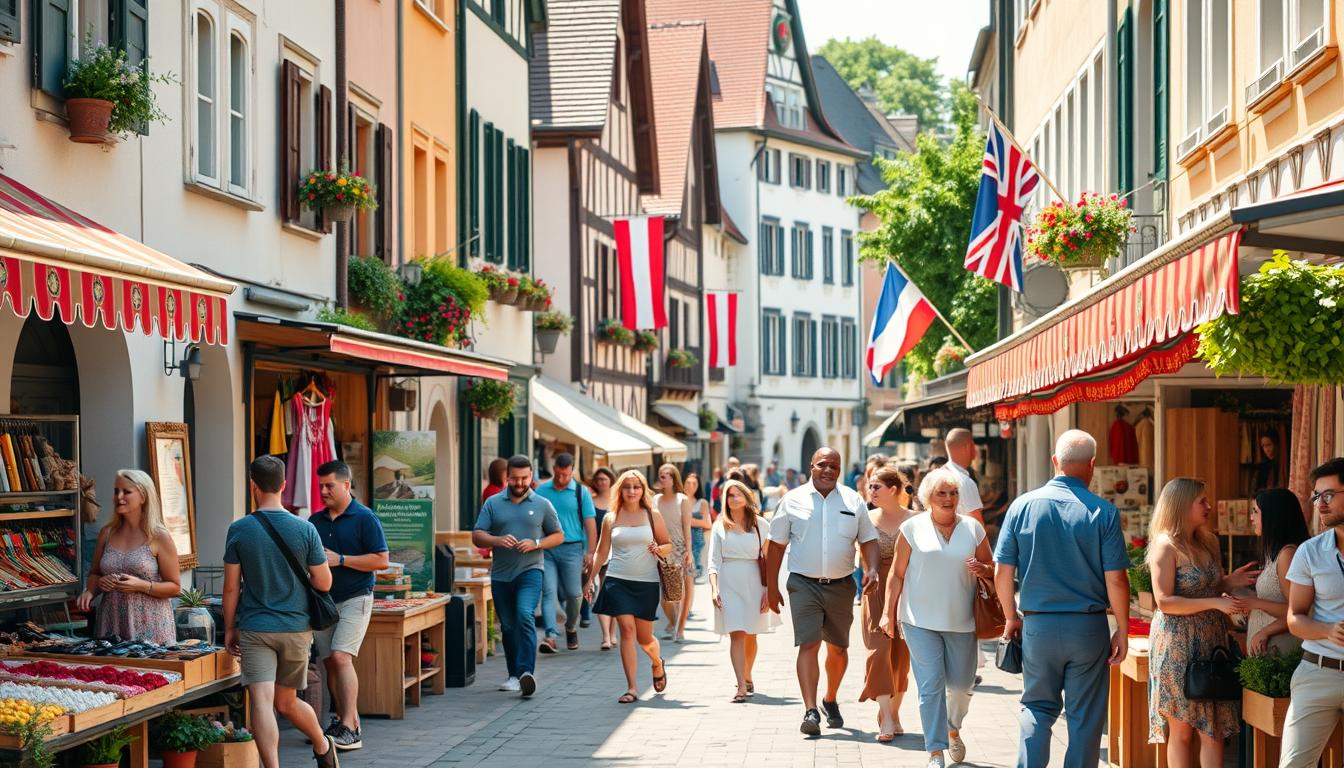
left=800, top=427, right=820, bottom=473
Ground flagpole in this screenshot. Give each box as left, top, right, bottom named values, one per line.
left=887, top=258, right=975, bottom=352
left=975, top=94, right=1067, bottom=204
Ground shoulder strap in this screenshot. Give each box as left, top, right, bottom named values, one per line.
left=253, top=512, right=315, bottom=590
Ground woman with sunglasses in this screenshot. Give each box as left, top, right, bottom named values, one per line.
left=861, top=466, right=915, bottom=742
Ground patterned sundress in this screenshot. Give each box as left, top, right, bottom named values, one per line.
left=95, top=544, right=177, bottom=645
left=1148, top=562, right=1241, bottom=743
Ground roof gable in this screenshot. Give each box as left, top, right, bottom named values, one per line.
left=642, top=22, right=718, bottom=219
left=529, top=0, right=621, bottom=134
left=810, top=54, right=916, bottom=194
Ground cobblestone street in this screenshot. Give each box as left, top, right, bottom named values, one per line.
left=280, top=580, right=1093, bottom=767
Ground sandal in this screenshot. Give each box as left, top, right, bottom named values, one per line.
left=617, top=692, right=637, bottom=704
left=876, top=731, right=897, bottom=743
left=600, top=641, right=613, bottom=651
left=731, top=692, right=747, bottom=703
left=651, top=659, right=667, bottom=693
left=745, top=680, right=754, bottom=695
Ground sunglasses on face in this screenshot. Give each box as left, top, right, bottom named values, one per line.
left=867, top=482, right=915, bottom=496
left=1310, top=489, right=1342, bottom=506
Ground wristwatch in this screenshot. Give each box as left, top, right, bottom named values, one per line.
left=534, top=539, right=541, bottom=547
left=338, top=553, right=346, bottom=567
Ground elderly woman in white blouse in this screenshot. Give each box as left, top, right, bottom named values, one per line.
left=879, top=467, right=994, bottom=768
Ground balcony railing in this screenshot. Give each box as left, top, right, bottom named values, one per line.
left=656, top=346, right=704, bottom=392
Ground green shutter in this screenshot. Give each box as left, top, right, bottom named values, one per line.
left=1117, top=7, right=1134, bottom=199
left=506, top=138, right=517, bottom=268
left=0, top=0, right=19, bottom=44
left=32, top=0, right=70, bottom=97
left=1153, top=0, right=1168, bottom=180
left=483, top=122, right=495, bottom=261
left=114, top=0, right=149, bottom=69
left=493, top=128, right=504, bottom=265
left=469, top=110, right=480, bottom=256
left=518, top=147, right=530, bottom=271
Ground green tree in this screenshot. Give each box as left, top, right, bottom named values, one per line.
left=817, top=36, right=946, bottom=132
left=850, top=84, right=996, bottom=382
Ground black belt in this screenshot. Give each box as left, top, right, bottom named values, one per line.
left=1303, top=651, right=1344, bottom=671
left=1022, top=610, right=1106, bottom=616
left=792, top=574, right=850, bottom=585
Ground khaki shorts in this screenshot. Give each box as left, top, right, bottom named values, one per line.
left=239, top=630, right=313, bottom=690
left=315, top=593, right=374, bottom=658
left=786, top=573, right=856, bottom=648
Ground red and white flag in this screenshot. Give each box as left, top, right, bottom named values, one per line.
left=615, top=215, right=667, bottom=329
left=705, top=291, right=737, bottom=368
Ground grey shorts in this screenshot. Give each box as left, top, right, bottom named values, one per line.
left=239, top=630, right=312, bottom=690
left=315, top=593, right=374, bottom=658
left=785, top=573, right=856, bottom=648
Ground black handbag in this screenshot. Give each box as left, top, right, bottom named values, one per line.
left=995, top=636, right=1023, bottom=674
left=1183, top=642, right=1243, bottom=701
left=254, top=512, right=340, bottom=631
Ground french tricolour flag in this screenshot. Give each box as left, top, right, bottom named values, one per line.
left=866, top=265, right=936, bottom=384
left=614, top=215, right=667, bottom=330
left=705, top=291, right=737, bottom=368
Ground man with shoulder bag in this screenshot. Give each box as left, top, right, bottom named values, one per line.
left=223, top=456, right=339, bottom=768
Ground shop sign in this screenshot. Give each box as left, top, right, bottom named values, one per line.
left=373, top=431, right=437, bottom=591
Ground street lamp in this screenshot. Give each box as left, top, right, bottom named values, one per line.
left=398, top=261, right=424, bottom=288
left=162, top=341, right=203, bottom=380
left=789, top=411, right=800, bottom=433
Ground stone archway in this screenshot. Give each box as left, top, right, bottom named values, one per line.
left=429, top=399, right=455, bottom=530
left=799, top=427, right=821, bottom=474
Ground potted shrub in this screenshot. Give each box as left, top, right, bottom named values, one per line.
left=633, top=330, right=660, bottom=354
left=476, top=266, right=520, bottom=305
left=174, top=588, right=215, bottom=644
left=596, top=318, right=634, bottom=346
left=62, top=43, right=173, bottom=143
left=347, top=255, right=403, bottom=330
left=80, top=725, right=137, bottom=768
left=1127, top=542, right=1154, bottom=611
left=698, top=406, right=717, bottom=431
left=462, top=379, right=517, bottom=421
left=197, top=720, right=257, bottom=768
left=1197, top=252, right=1344, bottom=384
left=397, top=257, right=488, bottom=346
left=298, top=168, right=376, bottom=223
left=1026, top=192, right=1134, bottom=271
left=667, top=349, right=698, bottom=369
left=534, top=311, right=573, bottom=355
left=153, top=711, right=222, bottom=768
left=932, top=344, right=969, bottom=376
left=1238, top=649, right=1302, bottom=738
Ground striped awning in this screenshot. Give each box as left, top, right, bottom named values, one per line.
left=966, top=227, right=1243, bottom=412
left=0, top=173, right=235, bottom=344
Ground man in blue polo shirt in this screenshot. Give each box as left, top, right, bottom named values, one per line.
left=310, top=461, right=388, bottom=752
left=533, top=453, right=596, bottom=653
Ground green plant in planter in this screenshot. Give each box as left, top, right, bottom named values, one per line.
left=398, top=257, right=488, bottom=346
left=79, top=725, right=137, bottom=766
left=1237, top=649, right=1303, bottom=697
left=1197, top=252, right=1344, bottom=384
left=698, top=406, right=717, bottom=431
left=596, top=318, right=634, bottom=346
left=476, top=265, right=521, bottom=301
left=933, top=344, right=969, bottom=376
left=1126, top=544, right=1152, bottom=596
left=517, top=275, right=553, bottom=310
left=348, top=255, right=403, bottom=321
left=534, top=311, right=574, bottom=334
left=462, top=379, right=517, bottom=421
left=1026, top=192, right=1134, bottom=270
left=0, top=715, right=54, bottom=768
left=152, top=711, right=222, bottom=754
left=64, top=43, right=174, bottom=136
left=317, top=306, right=378, bottom=332
left=633, top=330, right=660, bottom=353
left=667, top=349, right=698, bottom=368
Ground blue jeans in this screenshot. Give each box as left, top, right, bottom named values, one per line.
left=493, top=569, right=543, bottom=679
left=902, top=622, right=978, bottom=753
left=541, top=541, right=585, bottom=638
left=1017, top=612, right=1111, bottom=768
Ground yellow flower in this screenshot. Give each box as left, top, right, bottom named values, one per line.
left=308, top=176, right=317, bottom=184
left=336, top=178, right=348, bottom=186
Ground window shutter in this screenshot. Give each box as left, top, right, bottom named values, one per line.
left=483, top=122, right=495, bottom=260
left=518, top=146, right=530, bottom=271
left=468, top=110, right=480, bottom=256
left=1153, top=0, right=1168, bottom=177
left=0, top=0, right=19, bottom=44
left=806, top=228, right=813, bottom=278
left=32, top=0, right=70, bottom=97
left=506, top=138, right=516, bottom=268
left=113, top=0, right=149, bottom=69
left=279, top=60, right=301, bottom=222
left=344, top=103, right=355, bottom=170
left=317, top=84, right=333, bottom=232
left=375, top=122, right=395, bottom=260
left=493, top=128, right=504, bottom=264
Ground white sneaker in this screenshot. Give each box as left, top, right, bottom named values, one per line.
left=948, top=735, right=966, bottom=763
left=498, top=677, right=520, bottom=692
left=519, top=671, right=536, bottom=697
left=926, top=755, right=945, bottom=768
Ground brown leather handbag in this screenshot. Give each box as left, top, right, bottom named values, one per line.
left=972, top=573, right=1006, bottom=640
left=645, top=508, right=685, bottom=602
left=754, top=525, right=768, bottom=587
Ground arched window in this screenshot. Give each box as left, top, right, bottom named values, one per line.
left=195, top=10, right=217, bottom=182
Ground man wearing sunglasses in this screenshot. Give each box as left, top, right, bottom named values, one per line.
left=1280, top=457, right=1344, bottom=767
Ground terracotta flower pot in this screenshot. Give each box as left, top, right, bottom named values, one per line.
left=323, top=203, right=357, bottom=223
left=66, top=98, right=115, bottom=143
left=161, top=749, right=200, bottom=768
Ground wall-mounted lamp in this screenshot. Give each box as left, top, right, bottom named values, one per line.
left=398, top=261, right=424, bottom=288
left=789, top=411, right=800, bottom=433
left=163, top=340, right=203, bottom=380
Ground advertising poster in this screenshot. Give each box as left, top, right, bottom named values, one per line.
left=372, top=431, right=436, bottom=591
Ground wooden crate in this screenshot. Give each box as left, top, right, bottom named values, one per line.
left=197, top=740, right=260, bottom=768
left=215, top=651, right=240, bottom=681
left=67, top=698, right=127, bottom=731
left=24, top=651, right=219, bottom=689
left=121, top=678, right=186, bottom=715
left=1243, top=689, right=1290, bottom=738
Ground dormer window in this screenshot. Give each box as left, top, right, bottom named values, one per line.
left=766, top=82, right=805, bottom=129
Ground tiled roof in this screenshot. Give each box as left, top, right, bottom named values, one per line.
left=645, top=0, right=770, bottom=130
left=810, top=54, right=913, bottom=194
left=530, top=0, right=621, bottom=134
left=641, top=22, right=707, bottom=217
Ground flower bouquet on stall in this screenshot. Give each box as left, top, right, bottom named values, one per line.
left=298, top=168, right=376, bottom=223
left=1026, top=192, right=1134, bottom=272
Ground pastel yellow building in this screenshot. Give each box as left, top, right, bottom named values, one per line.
left=404, top=0, right=458, bottom=261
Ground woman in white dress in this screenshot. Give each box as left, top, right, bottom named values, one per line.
left=653, top=463, right=695, bottom=642
left=708, top=479, right=773, bottom=703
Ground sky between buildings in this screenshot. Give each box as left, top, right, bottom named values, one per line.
left=797, top=0, right=992, bottom=84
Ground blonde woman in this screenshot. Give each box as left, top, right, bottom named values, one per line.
left=76, top=470, right=181, bottom=644
left=653, top=464, right=695, bottom=642
left=708, top=480, right=773, bottom=702
left=1146, top=478, right=1258, bottom=766
left=588, top=470, right=673, bottom=703
left=861, top=466, right=914, bottom=742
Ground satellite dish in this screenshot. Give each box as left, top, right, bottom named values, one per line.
left=1019, top=263, right=1068, bottom=317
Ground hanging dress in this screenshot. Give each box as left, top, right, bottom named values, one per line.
left=283, top=396, right=336, bottom=514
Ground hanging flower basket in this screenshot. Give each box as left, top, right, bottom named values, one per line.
left=667, top=349, right=698, bottom=369
left=463, top=378, right=517, bottom=422
left=1026, top=192, right=1133, bottom=272
left=298, top=168, right=377, bottom=221
left=476, top=266, right=520, bottom=304
left=596, top=318, right=634, bottom=346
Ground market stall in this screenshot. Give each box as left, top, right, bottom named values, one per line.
left=350, top=594, right=449, bottom=719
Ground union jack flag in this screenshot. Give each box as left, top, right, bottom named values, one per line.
left=964, top=122, right=1040, bottom=292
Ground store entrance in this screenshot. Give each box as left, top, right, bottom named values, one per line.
left=10, top=316, right=79, bottom=416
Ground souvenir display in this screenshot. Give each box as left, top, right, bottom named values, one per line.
left=0, top=681, right=117, bottom=714
left=0, top=526, right=77, bottom=592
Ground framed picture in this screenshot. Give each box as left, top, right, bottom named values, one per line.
left=146, top=421, right=198, bottom=570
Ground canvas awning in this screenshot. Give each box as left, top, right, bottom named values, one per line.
left=0, top=173, right=235, bottom=344
left=532, top=376, right=656, bottom=466
left=651, top=403, right=709, bottom=439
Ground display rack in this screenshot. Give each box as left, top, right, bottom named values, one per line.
left=0, top=415, right=82, bottom=609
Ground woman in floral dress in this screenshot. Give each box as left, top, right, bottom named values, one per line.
left=1146, top=478, right=1259, bottom=766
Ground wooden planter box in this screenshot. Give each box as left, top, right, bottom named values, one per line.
left=1243, top=689, right=1290, bottom=737
left=197, top=740, right=260, bottom=768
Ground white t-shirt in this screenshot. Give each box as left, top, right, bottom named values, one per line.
left=897, top=512, right=986, bottom=633
left=1285, top=529, right=1344, bottom=660
left=947, top=460, right=984, bottom=516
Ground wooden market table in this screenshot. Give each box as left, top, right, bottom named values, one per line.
left=352, top=594, right=449, bottom=719
left=456, top=575, right=494, bottom=664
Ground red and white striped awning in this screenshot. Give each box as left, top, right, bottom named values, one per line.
left=0, top=173, right=235, bottom=345
left=966, top=227, right=1243, bottom=412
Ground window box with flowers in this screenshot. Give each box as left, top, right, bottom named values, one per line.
left=517, top=275, right=553, bottom=312
left=476, top=265, right=521, bottom=305
left=1026, top=192, right=1134, bottom=272
left=397, top=257, right=488, bottom=347
left=595, top=318, right=634, bottom=346
left=62, top=44, right=174, bottom=144
left=633, top=330, right=660, bottom=354
left=299, top=168, right=377, bottom=223
left=667, top=349, right=698, bottom=369
left=933, top=344, right=969, bottom=376
left=463, top=378, right=517, bottom=421
left=534, top=311, right=573, bottom=355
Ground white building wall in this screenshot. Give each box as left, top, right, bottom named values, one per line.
left=533, top=146, right=572, bottom=383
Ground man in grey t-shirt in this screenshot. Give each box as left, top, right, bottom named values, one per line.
left=472, top=455, right=562, bottom=697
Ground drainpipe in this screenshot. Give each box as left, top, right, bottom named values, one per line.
left=749, top=137, right=766, bottom=463
left=335, top=0, right=349, bottom=307
left=1106, top=0, right=1118, bottom=193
